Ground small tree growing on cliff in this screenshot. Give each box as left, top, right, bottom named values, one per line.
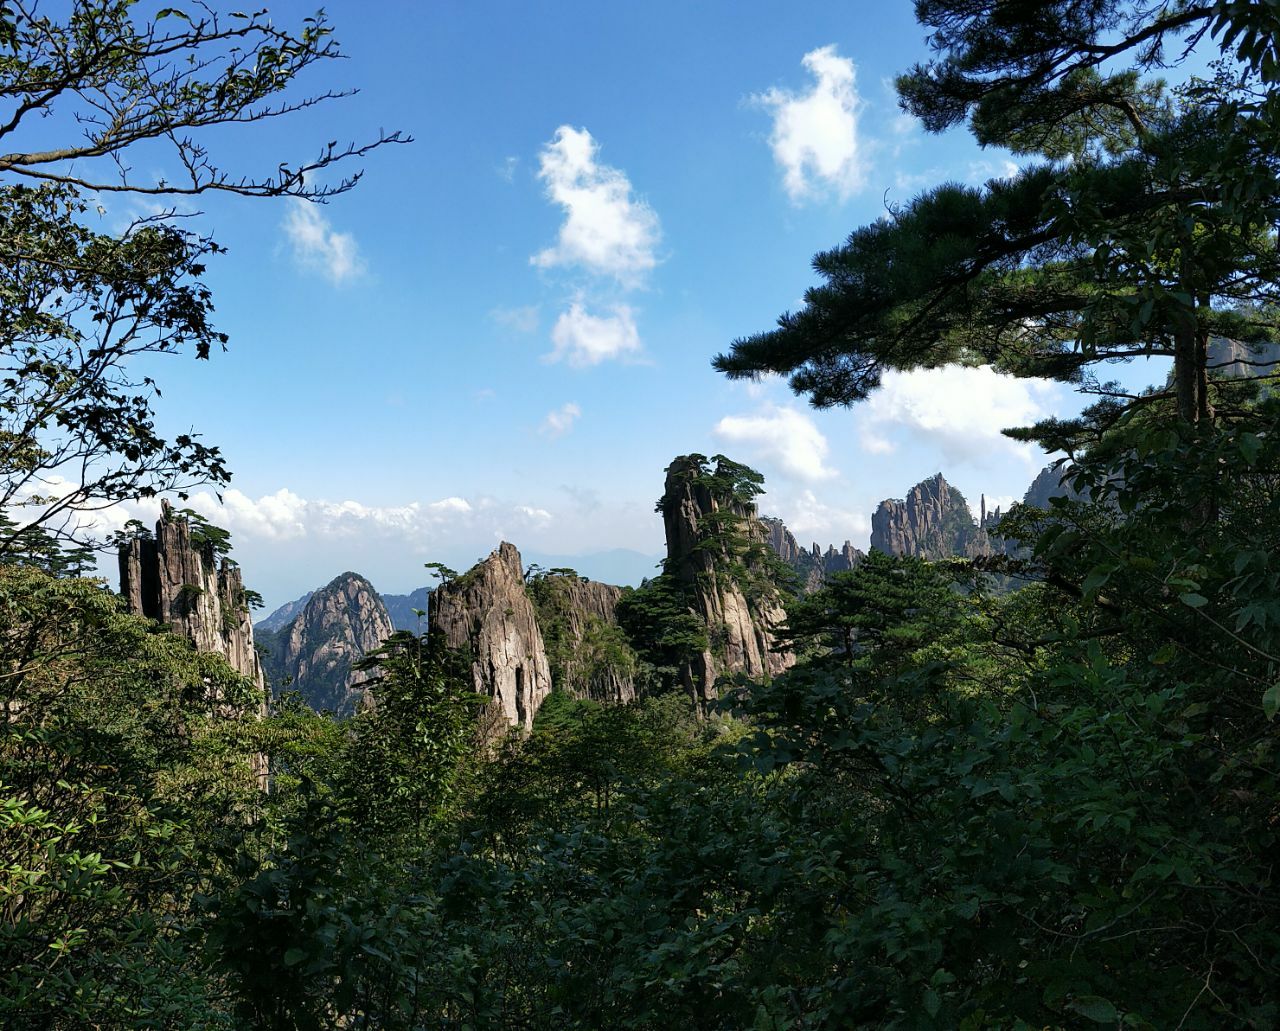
left=661, top=455, right=796, bottom=602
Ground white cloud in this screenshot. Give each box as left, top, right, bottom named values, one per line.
left=713, top=403, right=837, bottom=482
left=540, top=401, right=582, bottom=438
left=532, top=125, right=660, bottom=286
left=514, top=505, right=553, bottom=524
left=773, top=488, right=870, bottom=546
left=967, top=158, right=1021, bottom=184
left=498, top=155, right=519, bottom=182
left=856, top=365, right=1067, bottom=467
left=547, top=302, right=642, bottom=367
left=61, top=481, right=669, bottom=611
left=282, top=200, right=365, bottom=283
left=756, top=45, right=867, bottom=202
left=86, top=487, right=501, bottom=546
left=427, top=497, right=472, bottom=515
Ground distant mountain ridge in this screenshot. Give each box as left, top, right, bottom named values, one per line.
left=763, top=462, right=1076, bottom=589
left=257, top=571, right=394, bottom=716
left=761, top=517, right=862, bottom=593
left=256, top=590, right=313, bottom=633
left=381, top=586, right=432, bottom=633
left=250, top=460, right=1082, bottom=716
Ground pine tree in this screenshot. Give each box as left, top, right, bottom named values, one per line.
left=714, top=3, right=1280, bottom=431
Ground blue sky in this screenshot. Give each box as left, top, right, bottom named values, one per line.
left=90, top=0, right=1171, bottom=609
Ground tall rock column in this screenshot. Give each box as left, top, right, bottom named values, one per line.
left=118, top=501, right=266, bottom=700
left=660, top=455, right=794, bottom=711
left=118, top=502, right=267, bottom=788
left=427, top=542, right=552, bottom=731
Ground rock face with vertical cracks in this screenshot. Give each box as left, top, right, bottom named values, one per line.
left=870, top=473, right=994, bottom=559
left=118, top=500, right=265, bottom=699
left=118, top=502, right=267, bottom=787
left=660, top=456, right=794, bottom=711
left=428, top=542, right=552, bottom=732
left=270, top=572, right=394, bottom=717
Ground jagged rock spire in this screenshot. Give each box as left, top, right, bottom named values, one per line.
left=428, top=542, right=553, bottom=732
left=118, top=502, right=265, bottom=696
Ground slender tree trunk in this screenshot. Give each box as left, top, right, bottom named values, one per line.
left=1172, top=258, right=1205, bottom=425
left=1195, top=292, right=1213, bottom=424
left=1173, top=316, right=1199, bottom=424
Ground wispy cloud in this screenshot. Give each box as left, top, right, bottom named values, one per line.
left=98, top=487, right=566, bottom=547
left=756, top=45, right=867, bottom=203
left=547, top=302, right=642, bottom=367
left=772, top=488, right=870, bottom=546
left=856, top=365, right=1066, bottom=467
left=492, top=304, right=540, bottom=334
left=540, top=401, right=582, bottom=438
left=282, top=200, right=365, bottom=283
left=532, top=125, right=661, bottom=286
left=713, top=403, right=837, bottom=482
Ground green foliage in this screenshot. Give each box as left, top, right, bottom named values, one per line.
left=662, top=454, right=796, bottom=608
left=780, top=550, right=978, bottom=672
left=527, top=567, right=641, bottom=699
left=0, top=2, right=404, bottom=199
left=340, top=630, right=483, bottom=834
left=0, top=508, right=95, bottom=577
left=207, top=790, right=441, bottom=1031
left=716, top=2, right=1280, bottom=430
left=175, top=507, right=234, bottom=564
left=658, top=452, right=767, bottom=514
left=0, top=1, right=403, bottom=553
left=6, top=5, right=1280, bottom=1027
left=423, top=560, right=458, bottom=585
left=616, top=575, right=709, bottom=692
left=0, top=181, right=234, bottom=552
left=0, top=565, right=263, bottom=1027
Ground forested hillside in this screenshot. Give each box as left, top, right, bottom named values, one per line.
left=3, top=2, right=1280, bottom=1028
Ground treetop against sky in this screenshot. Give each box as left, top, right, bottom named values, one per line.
left=23, top=0, right=1192, bottom=608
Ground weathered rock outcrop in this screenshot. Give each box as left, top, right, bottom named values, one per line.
left=266, top=572, right=394, bottom=716
left=428, top=542, right=552, bottom=731
left=762, top=516, right=864, bottom=592
left=1020, top=462, right=1078, bottom=511
left=763, top=516, right=805, bottom=566
left=660, top=456, right=794, bottom=710
left=870, top=473, right=993, bottom=559
left=529, top=573, right=638, bottom=704
left=118, top=501, right=265, bottom=697
left=1206, top=335, right=1280, bottom=382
